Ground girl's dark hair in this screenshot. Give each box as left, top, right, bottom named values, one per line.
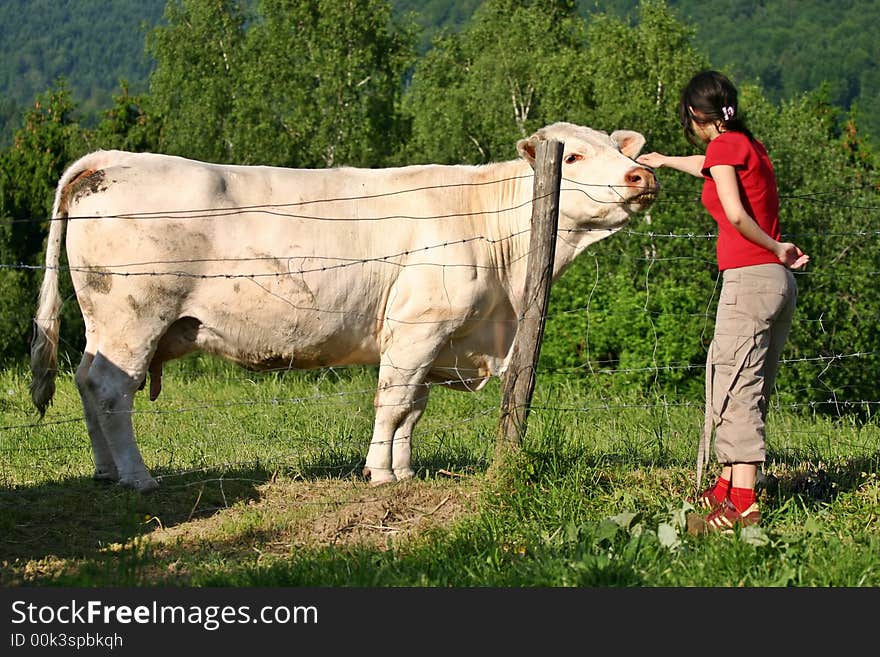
left=679, top=70, right=753, bottom=146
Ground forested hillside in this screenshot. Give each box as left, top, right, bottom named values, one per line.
left=0, top=0, right=164, bottom=143
left=1, top=0, right=878, bottom=145
left=597, top=0, right=880, bottom=145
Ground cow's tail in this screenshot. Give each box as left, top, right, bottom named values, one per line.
left=30, top=157, right=84, bottom=416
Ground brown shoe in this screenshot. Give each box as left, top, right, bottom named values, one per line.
left=695, top=487, right=725, bottom=511
left=688, top=499, right=761, bottom=536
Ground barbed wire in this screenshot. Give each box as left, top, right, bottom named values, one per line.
left=0, top=224, right=877, bottom=280
left=0, top=349, right=874, bottom=436
left=0, top=176, right=877, bottom=489
left=0, top=177, right=876, bottom=227
left=1, top=389, right=876, bottom=447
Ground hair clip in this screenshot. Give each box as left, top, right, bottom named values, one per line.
left=722, top=106, right=735, bottom=121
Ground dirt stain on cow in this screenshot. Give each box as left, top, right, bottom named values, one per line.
left=84, top=264, right=113, bottom=294
left=68, top=169, right=109, bottom=205
left=126, top=283, right=191, bottom=319
left=126, top=294, right=141, bottom=314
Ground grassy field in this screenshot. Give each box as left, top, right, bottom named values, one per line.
left=1, top=358, right=878, bottom=587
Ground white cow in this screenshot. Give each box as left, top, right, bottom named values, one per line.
left=30, top=122, right=657, bottom=493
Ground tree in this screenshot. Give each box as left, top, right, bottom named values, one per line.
left=540, top=0, right=712, bottom=396
left=403, top=0, right=591, bottom=164
left=88, top=81, right=160, bottom=153
left=0, top=81, right=85, bottom=365
left=146, top=0, right=248, bottom=162
left=585, top=0, right=707, bottom=154
left=230, top=0, right=416, bottom=168
left=540, top=1, right=880, bottom=411
left=758, top=89, right=879, bottom=410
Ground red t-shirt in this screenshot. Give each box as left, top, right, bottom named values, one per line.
left=701, top=131, right=781, bottom=271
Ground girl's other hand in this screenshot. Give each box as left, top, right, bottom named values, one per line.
left=778, top=242, right=810, bottom=270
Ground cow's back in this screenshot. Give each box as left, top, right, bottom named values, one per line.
left=63, top=151, right=517, bottom=258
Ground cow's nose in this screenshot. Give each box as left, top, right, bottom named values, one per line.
left=625, top=165, right=656, bottom=191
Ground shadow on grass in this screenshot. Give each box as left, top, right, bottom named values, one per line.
left=761, top=449, right=880, bottom=508
left=0, top=464, right=271, bottom=567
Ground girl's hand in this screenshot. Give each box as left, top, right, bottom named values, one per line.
left=777, top=242, right=810, bottom=270
left=636, top=152, right=666, bottom=168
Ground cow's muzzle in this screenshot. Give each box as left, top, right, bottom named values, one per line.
left=625, top=165, right=659, bottom=207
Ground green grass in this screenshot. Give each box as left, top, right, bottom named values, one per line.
left=1, top=357, right=877, bottom=587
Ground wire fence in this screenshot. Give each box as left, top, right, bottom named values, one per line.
left=0, top=173, right=878, bottom=491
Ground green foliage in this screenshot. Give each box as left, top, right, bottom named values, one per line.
left=0, top=270, right=35, bottom=365
left=2, top=0, right=879, bottom=147
left=144, top=0, right=416, bottom=167
left=146, top=0, right=249, bottom=162
left=0, top=0, right=876, bottom=412
left=390, top=0, right=482, bottom=53
left=541, top=0, right=715, bottom=397
left=593, top=0, right=880, bottom=149
left=0, top=83, right=86, bottom=366
left=0, top=82, right=83, bottom=240
left=88, top=82, right=161, bottom=153
left=0, top=98, right=21, bottom=150
left=403, top=0, right=591, bottom=164
left=761, top=90, right=880, bottom=407
left=230, top=0, right=416, bottom=168
left=540, top=1, right=880, bottom=409
left=584, top=0, right=708, bottom=152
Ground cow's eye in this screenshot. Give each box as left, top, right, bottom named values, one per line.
left=564, top=153, right=583, bottom=164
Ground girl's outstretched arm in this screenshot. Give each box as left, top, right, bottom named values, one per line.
left=636, top=152, right=705, bottom=177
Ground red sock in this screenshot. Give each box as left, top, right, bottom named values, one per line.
left=711, top=477, right=730, bottom=501
left=729, top=486, right=757, bottom=513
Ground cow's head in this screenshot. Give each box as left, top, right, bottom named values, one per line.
left=517, top=122, right=658, bottom=233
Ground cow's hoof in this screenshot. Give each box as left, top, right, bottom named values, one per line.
left=393, top=467, right=415, bottom=481
left=93, top=466, right=119, bottom=482
left=363, top=466, right=396, bottom=487
left=118, top=473, right=160, bottom=494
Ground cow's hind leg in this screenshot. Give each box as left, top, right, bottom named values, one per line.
left=81, top=350, right=158, bottom=493
left=75, top=350, right=118, bottom=482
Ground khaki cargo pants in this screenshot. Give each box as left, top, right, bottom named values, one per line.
left=697, top=263, right=797, bottom=489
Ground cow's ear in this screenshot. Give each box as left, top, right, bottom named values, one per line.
left=517, top=136, right=539, bottom=169
left=611, top=130, right=646, bottom=159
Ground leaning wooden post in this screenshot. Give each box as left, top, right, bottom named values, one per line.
left=495, top=139, right=563, bottom=463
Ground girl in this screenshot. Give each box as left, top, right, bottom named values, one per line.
left=637, top=70, right=809, bottom=533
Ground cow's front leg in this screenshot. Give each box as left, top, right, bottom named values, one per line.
left=391, top=390, right=429, bottom=481
left=364, top=363, right=431, bottom=486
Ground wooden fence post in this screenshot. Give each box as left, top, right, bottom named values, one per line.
left=495, top=139, right=563, bottom=459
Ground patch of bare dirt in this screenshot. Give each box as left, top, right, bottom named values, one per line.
left=147, top=474, right=481, bottom=557
left=306, top=478, right=477, bottom=549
